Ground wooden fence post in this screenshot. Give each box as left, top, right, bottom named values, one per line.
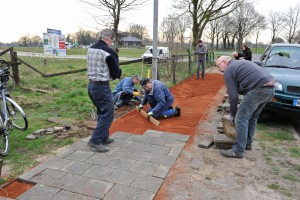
left=172, top=55, right=176, bottom=84
left=10, top=50, right=20, bottom=86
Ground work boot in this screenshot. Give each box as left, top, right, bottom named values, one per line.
left=88, top=141, right=109, bottom=152
left=102, top=138, right=114, bottom=145
left=245, top=145, right=252, bottom=150
left=221, top=149, right=243, bottom=158
left=174, top=106, right=181, bottom=116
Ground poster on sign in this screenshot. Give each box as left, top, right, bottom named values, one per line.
left=43, top=28, right=66, bottom=57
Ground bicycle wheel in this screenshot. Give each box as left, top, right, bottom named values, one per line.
left=0, top=110, right=9, bottom=156
left=5, top=96, right=28, bottom=130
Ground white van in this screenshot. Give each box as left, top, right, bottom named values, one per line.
left=141, top=46, right=169, bottom=63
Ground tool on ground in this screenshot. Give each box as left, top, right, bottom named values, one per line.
left=136, top=106, right=160, bottom=127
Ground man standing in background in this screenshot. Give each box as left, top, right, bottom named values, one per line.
left=195, top=40, right=207, bottom=80
left=87, top=29, right=122, bottom=152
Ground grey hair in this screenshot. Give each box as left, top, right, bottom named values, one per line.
left=97, top=29, right=114, bottom=40
left=131, top=75, right=140, bottom=80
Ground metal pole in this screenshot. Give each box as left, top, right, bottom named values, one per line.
left=152, top=0, right=158, bottom=80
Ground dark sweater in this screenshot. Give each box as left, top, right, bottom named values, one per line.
left=224, top=59, right=274, bottom=116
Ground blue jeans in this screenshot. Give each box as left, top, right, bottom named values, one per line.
left=113, top=91, right=141, bottom=107
left=147, top=99, right=175, bottom=118
left=197, top=57, right=206, bottom=78
left=88, top=82, right=114, bottom=145
left=232, top=87, right=275, bottom=156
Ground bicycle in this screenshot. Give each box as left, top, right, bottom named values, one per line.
left=0, top=60, right=16, bottom=92
left=0, top=64, right=28, bottom=156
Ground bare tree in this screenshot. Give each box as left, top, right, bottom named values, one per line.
left=173, top=0, right=240, bottom=48
left=161, top=14, right=180, bottom=44
left=253, top=15, right=267, bottom=53
left=177, top=14, right=192, bottom=44
left=283, top=4, right=300, bottom=43
left=31, top=35, right=42, bottom=47
left=206, top=13, right=223, bottom=50
left=74, top=28, right=97, bottom=45
left=80, top=0, right=148, bottom=47
left=127, top=24, right=148, bottom=39
left=18, top=35, right=31, bottom=47
left=219, top=15, right=235, bottom=49
left=231, top=2, right=264, bottom=51
left=268, top=11, right=285, bottom=44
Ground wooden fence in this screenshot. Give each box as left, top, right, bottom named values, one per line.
left=0, top=47, right=215, bottom=86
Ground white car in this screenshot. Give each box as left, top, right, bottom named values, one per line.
left=141, top=46, right=169, bottom=63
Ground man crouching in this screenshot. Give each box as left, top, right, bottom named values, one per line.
left=138, top=78, right=181, bottom=119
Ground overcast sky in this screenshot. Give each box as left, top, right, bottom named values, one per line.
left=0, top=0, right=299, bottom=43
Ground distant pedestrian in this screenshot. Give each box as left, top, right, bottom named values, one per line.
left=232, top=43, right=252, bottom=61
left=87, top=29, right=122, bottom=152
left=195, top=40, right=207, bottom=80
left=138, top=78, right=181, bottom=120
left=216, top=56, right=274, bottom=158
left=113, top=75, right=141, bottom=110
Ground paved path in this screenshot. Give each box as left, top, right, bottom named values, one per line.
left=16, top=130, right=189, bottom=200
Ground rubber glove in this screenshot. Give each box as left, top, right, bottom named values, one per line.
left=133, top=91, right=140, bottom=96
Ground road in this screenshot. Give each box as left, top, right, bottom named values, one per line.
left=0, top=51, right=139, bottom=61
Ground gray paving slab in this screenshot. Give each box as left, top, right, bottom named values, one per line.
left=40, top=157, right=73, bottom=170
left=106, top=157, right=136, bottom=170
left=103, top=184, right=142, bottom=200
left=80, top=178, right=114, bottom=199
left=111, top=131, right=132, bottom=140
left=136, top=190, right=155, bottom=200
left=131, top=174, right=164, bottom=192
left=30, top=169, right=66, bottom=186
left=85, top=153, right=114, bottom=166
left=106, top=138, right=133, bottom=148
left=18, top=165, right=46, bottom=181
left=106, top=169, right=139, bottom=186
left=65, top=150, right=95, bottom=161
left=82, top=164, right=114, bottom=181
left=51, top=190, right=97, bottom=200
left=16, top=184, right=60, bottom=200
left=60, top=160, right=93, bottom=175
left=153, top=165, right=171, bottom=179
left=55, top=173, right=89, bottom=193
left=149, top=154, right=178, bottom=166
left=129, top=161, right=159, bottom=176
left=16, top=129, right=189, bottom=199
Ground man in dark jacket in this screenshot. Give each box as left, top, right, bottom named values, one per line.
left=138, top=78, right=181, bottom=119
left=87, top=29, right=122, bottom=152
left=216, top=56, right=274, bottom=158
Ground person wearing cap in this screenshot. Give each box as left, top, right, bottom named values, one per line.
left=216, top=56, right=274, bottom=158
left=195, top=39, right=207, bottom=80
left=113, top=75, right=141, bottom=110
left=87, top=29, right=122, bottom=152
left=138, top=78, right=181, bottom=119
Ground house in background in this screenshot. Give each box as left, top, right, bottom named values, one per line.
left=119, top=35, right=143, bottom=47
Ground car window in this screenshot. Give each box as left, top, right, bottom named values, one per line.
left=266, top=46, right=300, bottom=68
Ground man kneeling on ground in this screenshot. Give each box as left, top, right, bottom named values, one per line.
left=113, top=75, right=141, bottom=110
left=138, top=78, right=181, bottom=119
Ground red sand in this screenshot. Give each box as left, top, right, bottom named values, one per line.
left=110, top=73, right=225, bottom=136
left=0, top=179, right=34, bottom=199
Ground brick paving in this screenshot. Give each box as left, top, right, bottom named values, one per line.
left=16, top=130, right=189, bottom=200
